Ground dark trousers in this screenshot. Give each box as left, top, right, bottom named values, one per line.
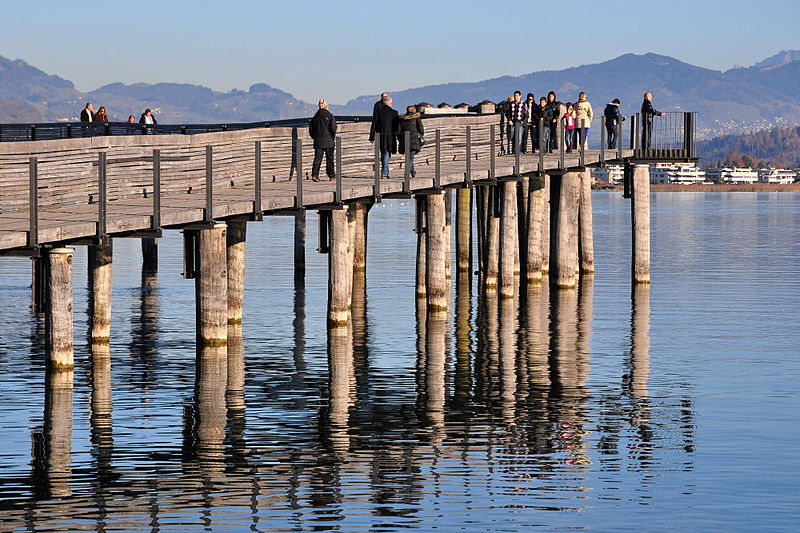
left=312, top=147, right=334, bottom=178
left=521, top=124, right=537, bottom=152
left=548, top=123, right=559, bottom=152
left=642, top=120, right=653, bottom=149
left=606, top=123, right=617, bottom=149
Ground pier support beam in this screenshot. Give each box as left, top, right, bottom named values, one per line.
left=578, top=169, right=595, bottom=274
left=485, top=186, right=500, bottom=291
left=456, top=187, right=472, bottom=275
left=526, top=174, right=546, bottom=283
left=632, top=164, right=651, bottom=284
left=226, top=218, right=247, bottom=325
left=89, top=240, right=113, bottom=344
left=542, top=176, right=551, bottom=274
left=196, top=223, right=228, bottom=346
left=426, top=192, right=449, bottom=311
left=46, top=248, right=75, bottom=370
left=294, top=211, right=306, bottom=286
left=328, top=208, right=353, bottom=327
left=499, top=181, right=518, bottom=298
left=517, top=177, right=529, bottom=275
left=415, top=196, right=427, bottom=299
left=550, top=171, right=580, bottom=289
left=142, top=237, right=158, bottom=273
left=349, top=202, right=371, bottom=273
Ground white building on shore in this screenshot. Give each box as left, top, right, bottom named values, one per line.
left=592, top=165, right=624, bottom=184
left=649, top=162, right=706, bottom=184
left=757, top=168, right=796, bottom=184
left=704, top=167, right=759, bottom=184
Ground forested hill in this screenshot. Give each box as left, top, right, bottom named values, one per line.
left=697, top=126, right=800, bottom=168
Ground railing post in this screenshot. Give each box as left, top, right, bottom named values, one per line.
left=254, top=141, right=262, bottom=220
left=617, top=119, right=623, bottom=161
left=538, top=118, right=544, bottom=172
left=403, top=130, right=411, bottom=194
left=30, top=125, right=36, bottom=141
left=67, top=125, right=72, bottom=139
left=373, top=132, right=381, bottom=185
left=205, top=145, right=213, bottom=222
left=579, top=119, right=586, bottom=167
left=600, top=116, right=606, bottom=164
left=98, top=152, right=107, bottom=237
left=434, top=129, right=441, bottom=189
left=104, top=123, right=110, bottom=136
left=296, top=139, right=303, bottom=208
left=683, top=112, right=695, bottom=159
left=490, top=125, right=496, bottom=182
left=465, top=126, right=472, bottom=185
left=152, top=149, right=161, bottom=229
left=558, top=122, right=565, bottom=169
left=28, top=157, right=38, bottom=248
left=514, top=123, right=521, bottom=176
left=335, top=136, right=343, bottom=203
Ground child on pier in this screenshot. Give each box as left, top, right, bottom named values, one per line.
left=563, top=103, right=576, bottom=153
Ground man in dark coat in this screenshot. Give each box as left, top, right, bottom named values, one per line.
left=369, top=92, right=388, bottom=143
left=371, top=96, right=399, bottom=178
left=80, top=102, right=94, bottom=122
left=641, top=92, right=663, bottom=150
left=546, top=91, right=562, bottom=152
left=309, top=99, right=337, bottom=181
left=603, top=98, right=625, bottom=149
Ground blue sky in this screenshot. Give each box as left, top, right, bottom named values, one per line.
left=2, top=0, right=798, bottom=104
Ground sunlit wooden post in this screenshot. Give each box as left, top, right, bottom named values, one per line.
left=426, top=192, right=448, bottom=311
left=328, top=208, right=353, bottom=327
left=632, top=164, right=651, bottom=283
left=578, top=168, right=595, bottom=273
left=197, top=223, right=228, bottom=346
left=499, top=180, right=517, bottom=298
left=226, top=218, right=247, bottom=325
left=526, top=174, right=546, bottom=282
left=88, top=240, right=112, bottom=344
left=550, top=171, right=580, bottom=289
left=46, top=248, right=75, bottom=370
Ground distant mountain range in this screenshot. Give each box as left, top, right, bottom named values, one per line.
left=1, top=51, right=799, bottom=139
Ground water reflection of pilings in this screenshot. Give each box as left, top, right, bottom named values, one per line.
left=624, top=284, right=654, bottom=456
left=90, top=344, right=114, bottom=485
left=186, top=345, right=228, bottom=474
left=227, top=326, right=247, bottom=465
left=129, top=269, right=159, bottom=389
left=473, top=292, right=499, bottom=405
left=325, top=325, right=355, bottom=457
left=414, top=303, right=449, bottom=443
left=498, top=296, right=519, bottom=425
left=32, top=369, right=74, bottom=499
left=351, top=269, right=371, bottom=403
left=292, top=285, right=307, bottom=373
left=453, top=272, right=472, bottom=405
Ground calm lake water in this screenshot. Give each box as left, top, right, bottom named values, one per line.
left=0, top=192, right=798, bottom=532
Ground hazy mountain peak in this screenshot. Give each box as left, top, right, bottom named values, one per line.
left=750, top=50, right=800, bottom=70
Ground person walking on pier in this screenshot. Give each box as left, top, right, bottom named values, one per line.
left=533, top=96, right=549, bottom=152
left=369, top=92, right=389, bottom=144
left=309, top=99, right=337, bottom=182
left=641, top=92, right=663, bottom=150
left=80, top=102, right=94, bottom=122
left=497, top=96, right=513, bottom=155
left=573, top=92, right=593, bottom=149
left=398, top=105, right=424, bottom=178
left=604, top=98, right=624, bottom=149
left=371, top=96, right=399, bottom=178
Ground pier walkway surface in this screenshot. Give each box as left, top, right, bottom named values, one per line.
left=0, top=114, right=660, bottom=253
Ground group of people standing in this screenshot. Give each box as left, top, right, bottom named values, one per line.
left=499, top=91, right=664, bottom=153
left=79, top=102, right=158, bottom=125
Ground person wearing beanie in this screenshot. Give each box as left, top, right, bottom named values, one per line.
left=398, top=105, right=424, bottom=178
left=309, top=98, right=337, bottom=181
left=603, top=98, right=625, bottom=149
left=372, top=96, right=399, bottom=178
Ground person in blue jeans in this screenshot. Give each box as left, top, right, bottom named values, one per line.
left=370, top=97, right=399, bottom=177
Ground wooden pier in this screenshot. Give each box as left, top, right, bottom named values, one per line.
left=0, top=113, right=695, bottom=366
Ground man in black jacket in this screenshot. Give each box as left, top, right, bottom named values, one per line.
left=369, top=92, right=388, bottom=143
left=80, top=103, right=94, bottom=122
left=371, top=97, right=399, bottom=178
left=309, top=99, right=337, bottom=181
left=546, top=91, right=561, bottom=153
left=641, top=92, right=663, bottom=150
left=604, top=98, right=625, bottom=149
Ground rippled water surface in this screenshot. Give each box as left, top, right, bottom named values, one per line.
left=1, top=192, right=798, bottom=532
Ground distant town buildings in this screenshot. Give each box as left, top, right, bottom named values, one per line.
left=592, top=163, right=797, bottom=185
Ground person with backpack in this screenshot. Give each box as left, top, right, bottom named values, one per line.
left=309, top=99, right=337, bottom=181
left=603, top=98, right=625, bottom=149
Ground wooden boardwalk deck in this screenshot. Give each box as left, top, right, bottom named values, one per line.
left=0, top=115, right=631, bottom=252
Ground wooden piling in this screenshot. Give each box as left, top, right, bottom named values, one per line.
left=328, top=208, right=353, bottom=327
left=578, top=168, right=595, bottom=273
left=196, top=223, right=228, bottom=346
left=415, top=196, right=427, bottom=299
left=294, top=211, right=306, bottom=285
left=46, top=248, right=74, bottom=370
left=526, top=174, right=546, bottom=282
left=517, top=177, right=529, bottom=275
left=426, top=192, right=449, bottom=311
left=632, top=164, right=651, bottom=284
left=89, top=240, right=113, bottom=344
left=542, top=176, right=551, bottom=274
left=444, top=190, right=452, bottom=281
left=485, top=186, right=500, bottom=291
left=551, top=171, right=580, bottom=289
left=456, top=187, right=472, bottom=274
left=141, top=237, right=158, bottom=273
left=226, top=218, right=247, bottom=325
left=499, top=181, right=517, bottom=298
left=350, top=202, right=371, bottom=273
